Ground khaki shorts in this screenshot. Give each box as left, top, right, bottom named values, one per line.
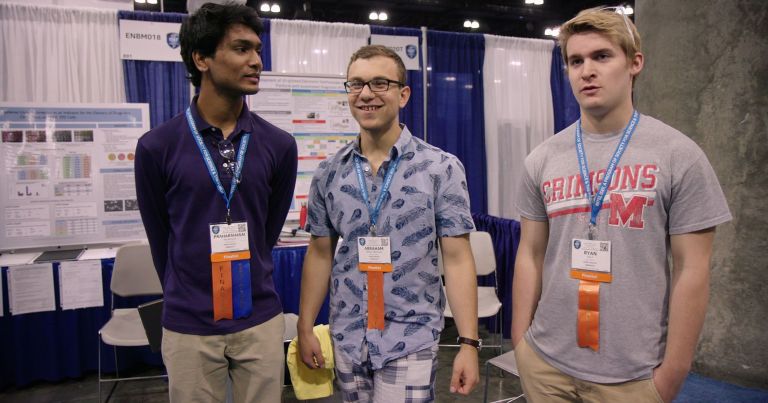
left=514, top=337, right=664, bottom=403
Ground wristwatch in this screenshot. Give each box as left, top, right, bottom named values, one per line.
left=457, top=336, right=482, bottom=351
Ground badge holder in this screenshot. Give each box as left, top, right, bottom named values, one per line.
left=357, top=235, right=392, bottom=330
left=210, top=222, right=252, bottom=321
left=570, top=238, right=612, bottom=351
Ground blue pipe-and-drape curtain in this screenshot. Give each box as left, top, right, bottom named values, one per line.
left=550, top=45, right=580, bottom=133
left=118, top=11, right=190, bottom=129
left=369, top=26, right=424, bottom=138
left=260, top=18, right=272, bottom=71
left=426, top=31, right=487, bottom=214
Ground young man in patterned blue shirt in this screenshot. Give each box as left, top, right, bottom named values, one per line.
left=297, top=45, right=480, bottom=401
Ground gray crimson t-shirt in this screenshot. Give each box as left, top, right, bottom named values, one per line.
left=516, top=114, right=732, bottom=383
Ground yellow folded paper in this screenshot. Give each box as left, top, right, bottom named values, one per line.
left=286, top=324, right=335, bottom=400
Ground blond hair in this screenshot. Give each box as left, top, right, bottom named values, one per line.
left=558, top=7, right=641, bottom=64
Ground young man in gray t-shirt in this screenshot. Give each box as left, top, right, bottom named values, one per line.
left=512, top=7, right=732, bottom=403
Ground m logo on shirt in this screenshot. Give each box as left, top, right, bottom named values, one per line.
left=608, top=193, right=652, bottom=229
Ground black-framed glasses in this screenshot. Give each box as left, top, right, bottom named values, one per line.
left=217, top=140, right=237, bottom=175
left=344, top=78, right=405, bottom=94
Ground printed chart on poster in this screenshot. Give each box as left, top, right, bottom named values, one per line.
left=0, top=103, right=150, bottom=251
left=248, top=73, right=359, bottom=220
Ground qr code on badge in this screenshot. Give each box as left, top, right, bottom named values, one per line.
left=238, top=223, right=246, bottom=232
left=600, top=242, right=609, bottom=252
left=381, top=238, right=389, bottom=246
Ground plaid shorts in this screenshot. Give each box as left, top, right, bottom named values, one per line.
left=334, top=343, right=439, bottom=403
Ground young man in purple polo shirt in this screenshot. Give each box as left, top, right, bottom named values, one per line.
left=134, top=3, right=297, bottom=402
left=297, top=45, right=480, bottom=402
left=512, top=7, right=731, bottom=402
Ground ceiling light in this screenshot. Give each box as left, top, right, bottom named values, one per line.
left=533, top=0, right=544, bottom=5
left=544, top=26, right=559, bottom=37
left=270, top=4, right=280, bottom=13
left=379, top=12, right=388, bottom=21
left=134, top=0, right=146, bottom=3
left=463, top=20, right=471, bottom=28
left=369, top=11, right=379, bottom=20
left=471, top=20, right=479, bottom=29
left=260, top=3, right=270, bottom=12
left=525, top=0, right=534, bottom=3
left=147, top=0, right=157, bottom=3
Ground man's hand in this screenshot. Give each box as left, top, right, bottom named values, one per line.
left=449, top=345, right=479, bottom=395
left=297, top=331, right=325, bottom=369
left=652, top=364, right=689, bottom=403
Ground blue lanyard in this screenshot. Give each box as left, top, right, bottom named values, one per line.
left=575, top=110, right=639, bottom=239
left=186, top=107, right=250, bottom=223
left=353, top=153, right=401, bottom=236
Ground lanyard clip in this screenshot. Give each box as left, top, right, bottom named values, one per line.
left=226, top=209, right=232, bottom=225
left=588, top=223, right=597, bottom=240
left=370, top=224, right=376, bottom=237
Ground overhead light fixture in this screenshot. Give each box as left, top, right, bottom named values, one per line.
left=616, top=5, right=634, bottom=15
left=134, top=0, right=146, bottom=3
left=526, top=0, right=544, bottom=4
left=369, top=11, right=388, bottom=21
left=147, top=0, right=157, bottom=4
left=260, top=3, right=280, bottom=13
left=463, top=20, right=479, bottom=29
left=544, top=27, right=560, bottom=37
left=463, top=20, right=471, bottom=28
left=471, top=20, right=479, bottom=29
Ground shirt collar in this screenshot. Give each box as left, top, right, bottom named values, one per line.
left=189, top=95, right=255, bottom=139
left=344, top=124, right=414, bottom=162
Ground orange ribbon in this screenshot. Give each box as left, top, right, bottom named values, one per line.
left=577, top=280, right=600, bottom=351
left=212, top=261, right=233, bottom=321
left=367, top=272, right=385, bottom=330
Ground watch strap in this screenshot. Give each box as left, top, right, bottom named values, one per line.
left=456, top=336, right=482, bottom=350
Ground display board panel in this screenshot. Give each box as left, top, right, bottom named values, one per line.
left=0, top=103, right=149, bottom=251
left=248, top=73, right=359, bottom=220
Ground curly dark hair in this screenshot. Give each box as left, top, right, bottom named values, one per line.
left=179, top=2, right=263, bottom=87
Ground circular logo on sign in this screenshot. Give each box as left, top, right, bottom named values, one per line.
left=405, top=44, right=417, bottom=59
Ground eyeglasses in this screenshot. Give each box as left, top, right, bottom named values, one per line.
left=344, top=78, right=405, bottom=94
left=217, top=140, right=237, bottom=175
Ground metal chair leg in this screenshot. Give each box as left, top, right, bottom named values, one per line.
left=483, top=360, right=490, bottom=403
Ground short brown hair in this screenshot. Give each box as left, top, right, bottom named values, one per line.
left=558, top=7, right=641, bottom=64
left=347, top=45, right=407, bottom=83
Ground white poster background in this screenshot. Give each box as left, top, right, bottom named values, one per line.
left=8, top=263, right=56, bottom=315
left=370, top=35, right=421, bottom=70
left=0, top=103, right=150, bottom=251
left=248, top=73, right=359, bottom=220
left=59, top=260, right=104, bottom=310
left=119, top=19, right=182, bottom=62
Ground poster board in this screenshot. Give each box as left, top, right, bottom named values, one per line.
left=0, top=103, right=149, bottom=252
left=248, top=73, right=359, bottom=220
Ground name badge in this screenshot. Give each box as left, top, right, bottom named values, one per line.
left=209, top=222, right=252, bottom=321
left=357, top=236, right=393, bottom=272
left=210, top=222, right=249, bottom=253
left=570, top=239, right=612, bottom=283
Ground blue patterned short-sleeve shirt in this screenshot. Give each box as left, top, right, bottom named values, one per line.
left=306, top=126, right=475, bottom=369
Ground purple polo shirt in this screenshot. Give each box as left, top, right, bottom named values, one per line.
left=134, top=98, right=297, bottom=335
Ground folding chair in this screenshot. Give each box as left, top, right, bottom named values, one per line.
left=483, top=350, right=524, bottom=403
left=439, top=231, right=504, bottom=357
left=98, top=243, right=166, bottom=402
